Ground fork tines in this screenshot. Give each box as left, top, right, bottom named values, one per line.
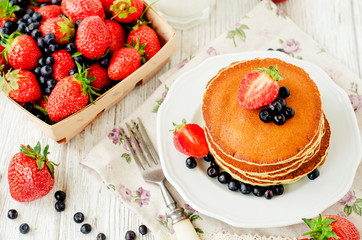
left=120, top=118, right=159, bottom=171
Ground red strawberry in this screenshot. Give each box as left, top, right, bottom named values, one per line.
left=37, top=5, right=63, bottom=22
left=172, top=119, right=209, bottom=158
left=0, top=45, right=6, bottom=70
left=0, top=0, right=19, bottom=28
left=61, top=0, right=105, bottom=22
left=51, top=49, right=75, bottom=82
left=8, top=142, right=57, bottom=202
left=272, top=0, right=287, bottom=2
left=39, top=16, right=75, bottom=45
left=88, top=63, right=111, bottom=90
left=75, top=16, right=111, bottom=59
left=127, top=25, right=160, bottom=61
left=237, top=65, right=283, bottom=109
left=107, top=47, right=142, bottom=81
left=110, top=0, right=144, bottom=24
left=105, top=19, right=126, bottom=54
left=1, top=32, right=42, bottom=70
left=47, top=63, right=98, bottom=121
left=0, top=69, right=42, bottom=102
left=99, top=0, right=115, bottom=15
left=302, top=215, right=360, bottom=240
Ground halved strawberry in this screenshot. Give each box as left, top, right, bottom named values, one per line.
left=237, top=65, right=283, bottom=109
left=172, top=119, right=209, bottom=158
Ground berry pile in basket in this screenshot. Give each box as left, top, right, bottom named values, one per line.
left=0, top=0, right=161, bottom=123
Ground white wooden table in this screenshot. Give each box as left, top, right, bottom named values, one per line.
left=0, top=0, right=360, bottom=239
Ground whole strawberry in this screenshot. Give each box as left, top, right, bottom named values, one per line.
left=8, top=142, right=57, bottom=202
left=88, top=63, right=111, bottom=90
left=110, top=0, right=144, bottom=24
left=1, top=32, right=42, bottom=70
left=0, top=69, right=42, bottom=102
left=61, top=0, right=105, bottom=22
left=302, top=215, right=360, bottom=240
left=37, top=5, right=63, bottom=22
left=105, top=19, right=126, bottom=54
left=127, top=25, right=160, bottom=61
left=238, top=65, right=283, bottom=109
left=39, top=16, right=75, bottom=45
left=107, top=47, right=142, bottom=81
left=172, top=119, right=209, bottom=158
left=0, top=0, right=19, bottom=28
left=47, top=63, right=98, bottom=122
left=51, top=49, right=75, bottom=82
left=75, top=16, right=111, bottom=59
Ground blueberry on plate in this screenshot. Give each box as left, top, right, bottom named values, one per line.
left=273, top=114, right=286, bottom=126
left=252, top=186, right=265, bottom=197
left=275, top=97, right=286, bottom=108
left=228, top=179, right=240, bottom=191
left=273, top=184, right=284, bottom=195
left=203, top=153, right=214, bottom=162
left=240, top=182, right=252, bottom=195
left=207, top=166, right=219, bottom=178
left=259, top=109, right=272, bottom=123
left=268, top=100, right=283, bottom=114
left=264, top=189, right=273, bottom=200
left=283, top=107, right=295, bottom=119
left=307, top=169, right=320, bottom=180
left=278, top=86, right=290, bottom=99
left=185, top=157, right=197, bottom=169
left=217, top=172, right=231, bottom=184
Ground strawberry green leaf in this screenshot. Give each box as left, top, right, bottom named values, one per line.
left=36, top=159, right=45, bottom=169
left=255, top=65, right=284, bottom=81
left=33, top=141, right=41, bottom=154
left=72, top=52, right=82, bottom=58
left=46, top=162, right=55, bottom=178
left=0, top=0, right=20, bottom=19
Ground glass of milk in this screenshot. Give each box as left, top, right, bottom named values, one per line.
left=150, top=0, right=213, bottom=29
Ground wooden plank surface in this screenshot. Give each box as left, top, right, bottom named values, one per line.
left=0, top=0, right=360, bottom=239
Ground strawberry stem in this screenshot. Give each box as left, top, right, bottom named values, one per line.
left=74, top=62, right=100, bottom=103
left=170, top=118, right=187, bottom=133
left=302, top=215, right=339, bottom=240
left=255, top=65, right=284, bottom=81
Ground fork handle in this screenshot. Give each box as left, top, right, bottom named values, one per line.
left=173, top=218, right=201, bottom=240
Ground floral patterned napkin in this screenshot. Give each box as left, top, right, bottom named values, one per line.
left=82, top=1, right=362, bottom=239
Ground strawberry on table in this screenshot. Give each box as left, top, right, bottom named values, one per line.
left=47, top=62, right=99, bottom=122
left=61, top=0, right=105, bottom=22
left=172, top=119, right=209, bottom=158
left=127, top=25, right=160, bottom=61
left=302, top=215, right=360, bottom=240
left=237, top=65, right=283, bottom=109
left=39, top=16, right=75, bottom=45
left=75, top=15, right=111, bottom=59
left=1, top=32, right=42, bottom=70
left=0, top=69, right=42, bottom=102
left=110, top=0, right=144, bottom=24
left=37, top=5, right=63, bottom=22
left=0, top=0, right=19, bottom=28
left=105, top=19, right=126, bottom=54
left=88, top=63, right=111, bottom=90
left=8, top=142, right=57, bottom=202
left=51, top=49, right=75, bottom=82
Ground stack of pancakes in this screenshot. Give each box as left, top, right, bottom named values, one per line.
left=201, top=58, right=330, bottom=186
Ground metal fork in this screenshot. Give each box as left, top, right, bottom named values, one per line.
left=121, top=118, right=200, bottom=240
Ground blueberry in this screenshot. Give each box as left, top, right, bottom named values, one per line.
left=73, top=212, right=85, bottom=223
left=267, top=48, right=274, bottom=51
left=97, top=233, right=106, bottom=240
left=22, top=13, right=31, bottom=21
left=54, top=190, right=66, bottom=201
left=41, top=65, right=53, bottom=77
left=276, top=48, right=286, bottom=53
left=273, top=185, right=284, bottom=195
left=33, top=66, right=41, bottom=76
left=51, top=0, right=62, bottom=5
left=15, top=8, right=25, bottom=18
left=268, top=100, right=283, bottom=114
left=24, top=26, right=31, bottom=35
left=80, top=223, right=92, bottom=234
left=240, top=182, right=252, bottom=194
left=275, top=98, right=286, bottom=108
left=138, top=224, right=147, bottom=235
left=69, top=68, right=78, bottom=75
left=264, top=189, right=273, bottom=199
left=48, top=43, right=59, bottom=53
left=100, top=86, right=112, bottom=94
left=273, top=114, right=286, bottom=126
left=307, top=169, right=320, bottom=180
left=210, top=161, right=218, bottom=167
left=185, top=157, right=197, bottom=169
left=259, top=109, right=272, bottom=123
left=55, top=201, right=66, bottom=212
left=45, top=56, right=55, bottom=66
left=38, top=57, right=46, bottom=66
left=28, top=22, right=40, bottom=32
left=4, top=21, right=16, bottom=31
left=31, top=29, right=42, bottom=40
left=73, top=55, right=84, bottom=64
left=34, top=110, right=46, bottom=121
left=44, top=86, right=53, bottom=95
left=283, top=107, right=295, bottom=119
left=0, top=27, right=10, bottom=35
left=207, top=166, right=219, bottom=178
left=99, top=58, right=110, bottom=68
left=65, top=42, right=77, bottom=54
left=32, top=12, right=42, bottom=22
left=17, top=22, right=27, bottom=33
left=278, top=86, right=290, bottom=99
left=125, top=230, right=136, bottom=240
left=19, top=223, right=30, bottom=234
left=38, top=76, right=48, bottom=86
left=26, top=8, right=35, bottom=16
left=36, top=37, right=45, bottom=48
left=47, top=78, right=57, bottom=88
left=8, top=209, right=18, bottom=219
left=217, top=172, right=231, bottom=184
left=228, top=179, right=240, bottom=191
left=27, top=17, right=34, bottom=25
left=252, top=186, right=265, bottom=197
left=203, top=153, right=214, bottom=162
left=40, top=2, right=50, bottom=7
left=44, top=33, right=56, bottom=45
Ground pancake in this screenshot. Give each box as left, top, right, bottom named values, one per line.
left=201, top=58, right=330, bottom=186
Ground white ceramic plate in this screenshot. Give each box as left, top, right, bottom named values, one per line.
left=156, top=51, right=362, bottom=228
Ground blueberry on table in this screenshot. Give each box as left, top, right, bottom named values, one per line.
left=207, top=166, right=219, bottom=178
left=308, top=169, right=320, bottom=180
left=55, top=201, right=66, bottom=212
left=19, top=223, right=30, bottom=234
left=73, top=212, right=85, bottom=223
left=228, top=179, right=240, bottom=191
left=139, top=224, right=148, bottom=235
left=217, top=172, right=231, bottom=184
left=7, top=209, right=18, bottom=219
left=80, top=223, right=92, bottom=234
left=240, top=182, right=252, bottom=195
left=54, top=190, right=66, bottom=201
left=97, top=233, right=106, bottom=240
left=125, top=230, right=136, bottom=240
left=185, top=157, right=197, bottom=169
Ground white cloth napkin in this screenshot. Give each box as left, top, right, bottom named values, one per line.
left=82, top=1, right=362, bottom=239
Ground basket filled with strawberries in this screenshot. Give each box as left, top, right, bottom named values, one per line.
left=0, top=0, right=177, bottom=143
